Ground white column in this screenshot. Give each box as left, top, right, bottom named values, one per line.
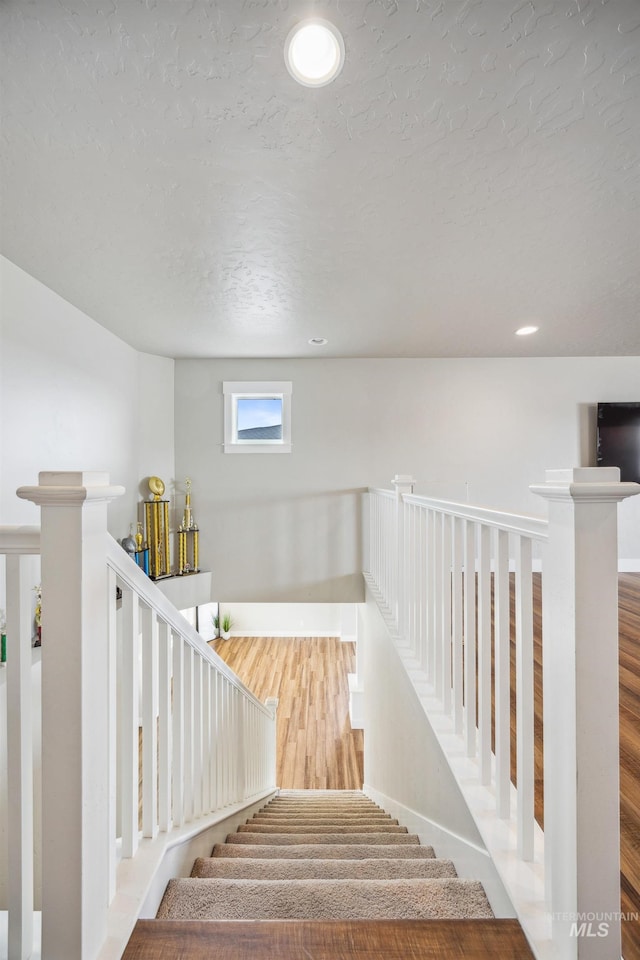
left=17, top=471, right=124, bottom=960
left=531, top=467, right=639, bottom=960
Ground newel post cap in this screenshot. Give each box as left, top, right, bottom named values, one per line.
left=265, top=696, right=279, bottom=713
left=392, top=474, right=416, bottom=494
left=530, top=467, right=640, bottom=504
left=16, top=470, right=125, bottom=506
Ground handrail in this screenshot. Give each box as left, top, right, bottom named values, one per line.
left=401, top=493, right=549, bottom=542
left=368, top=487, right=396, bottom=498
left=0, top=525, right=41, bottom=554
left=106, top=534, right=271, bottom=717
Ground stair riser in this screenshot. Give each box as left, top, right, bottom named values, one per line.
left=226, top=833, right=421, bottom=845
left=211, top=844, right=436, bottom=859
left=192, top=858, right=457, bottom=880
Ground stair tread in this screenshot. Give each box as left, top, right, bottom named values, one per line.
left=212, top=843, right=437, bottom=859
left=192, top=857, right=457, bottom=880
left=158, top=877, right=494, bottom=921
left=251, top=816, right=397, bottom=823
left=123, top=919, right=535, bottom=960
left=226, top=831, right=421, bottom=845
left=238, top=823, right=409, bottom=833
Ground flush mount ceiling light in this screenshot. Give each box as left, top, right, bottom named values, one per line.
left=285, top=19, right=345, bottom=87
left=308, top=337, right=328, bottom=345
left=515, top=325, right=539, bottom=336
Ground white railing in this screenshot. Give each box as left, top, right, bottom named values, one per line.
left=1, top=472, right=277, bottom=960
left=366, top=469, right=639, bottom=960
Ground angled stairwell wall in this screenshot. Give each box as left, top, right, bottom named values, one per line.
left=359, top=592, right=514, bottom=916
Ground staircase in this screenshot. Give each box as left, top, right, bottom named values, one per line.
left=123, top=791, right=535, bottom=959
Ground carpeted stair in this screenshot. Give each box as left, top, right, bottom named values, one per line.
left=157, top=790, right=494, bottom=922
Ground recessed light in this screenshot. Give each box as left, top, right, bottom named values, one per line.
left=515, top=325, right=539, bottom=336
left=308, top=337, right=328, bottom=346
left=285, top=19, right=345, bottom=87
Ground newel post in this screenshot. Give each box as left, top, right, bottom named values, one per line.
left=17, top=471, right=124, bottom=960
left=392, top=475, right=415, bottom=635
left=530, top=468, right=639, bottom=959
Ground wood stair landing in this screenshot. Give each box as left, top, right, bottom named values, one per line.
left=122, top=790, right=535, bottom=958
left=123, top=918, right=536, bottom=960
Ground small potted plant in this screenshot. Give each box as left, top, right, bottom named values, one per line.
left=220, top=611, right=233, bottom=640
left=212, top=613, right=220, bottom=638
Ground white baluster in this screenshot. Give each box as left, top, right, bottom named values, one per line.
left=141, top=605, right=159, bottom=839
left=6, top=555, right=34, bottom=960
left=494, top=528, right=511, bottom=818
left=202, top=661, right=211, bottom=813
left=172, top=631, right=184, bottom=827
left=183, top=644, right=194, bottom=821
left=209, top=665, right=218, bottom=810
left=441, top=513, right=452, bottom=715
left=193, top=654, right=203, bottom=819
left=478, top=524, right=492, bottom=785
left=463, top=520, right=477, bottom=757
left=452, top=516, right=464, bottom=735
left=212, top=670, right=220, bottom=809
left=107, top=564, right=117, bottom=901
left=266, top=697, right=279, bottom=789
left=427, top=510, right=436, bottom=682
left=222, top=678, right=230, bottom=805
left=434, top=512, right=443, bottom=698
left=418, top=506, right=427, bottom=671
left=515, top=535, right=534, bottom=861
left=158, top=620, right=172, bottom=832
left=120, top=586, right=139, bottom=857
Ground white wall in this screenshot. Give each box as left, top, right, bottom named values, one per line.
left=218, top=602, right=342, bottom=637
left=360, top=592, right=483, bottom=848
left=174, top=356, right=640, bottom=602
left=0, top=256, right=175, bottom=538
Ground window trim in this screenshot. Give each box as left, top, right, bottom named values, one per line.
left=223, top=381, right=292, bottom=454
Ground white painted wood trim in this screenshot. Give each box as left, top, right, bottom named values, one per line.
left=106, top=538, right=270, bottom=717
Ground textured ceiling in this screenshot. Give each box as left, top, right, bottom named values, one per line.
left=1, top=0, right=639, bottom=359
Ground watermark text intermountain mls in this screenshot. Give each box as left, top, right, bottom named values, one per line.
left=553, top=912, right=639, bottom=938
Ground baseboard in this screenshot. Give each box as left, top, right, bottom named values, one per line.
left=619, top=559, right=640, bottom=572
left=227, top=631, right=340, bottom=638
left=362, top=784, right=515, bottom=919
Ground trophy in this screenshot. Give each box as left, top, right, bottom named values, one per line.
left=144, top=476, right=171, bottom=578
left=177, top=477, right=200, bottom=575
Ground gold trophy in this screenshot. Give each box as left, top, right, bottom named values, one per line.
left=144, top=476, right=171, bottom=578
left=178, top=477, right=199, bottom=575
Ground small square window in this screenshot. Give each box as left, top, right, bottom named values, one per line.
left=223, top=381, right=292, bottom=454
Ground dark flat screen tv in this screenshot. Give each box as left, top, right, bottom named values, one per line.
left=596, top=402, right=640, bottom=483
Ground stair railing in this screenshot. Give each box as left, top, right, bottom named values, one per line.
left=365, top=468, right=639, bottom=960
left=1, top=471, right=277, bottom=960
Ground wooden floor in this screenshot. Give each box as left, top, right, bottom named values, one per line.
left=124, top=919, right=535, bottom=959
left=210, top=635, right=364, bottom=790
left=618, top=574, right=640, bottom=960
